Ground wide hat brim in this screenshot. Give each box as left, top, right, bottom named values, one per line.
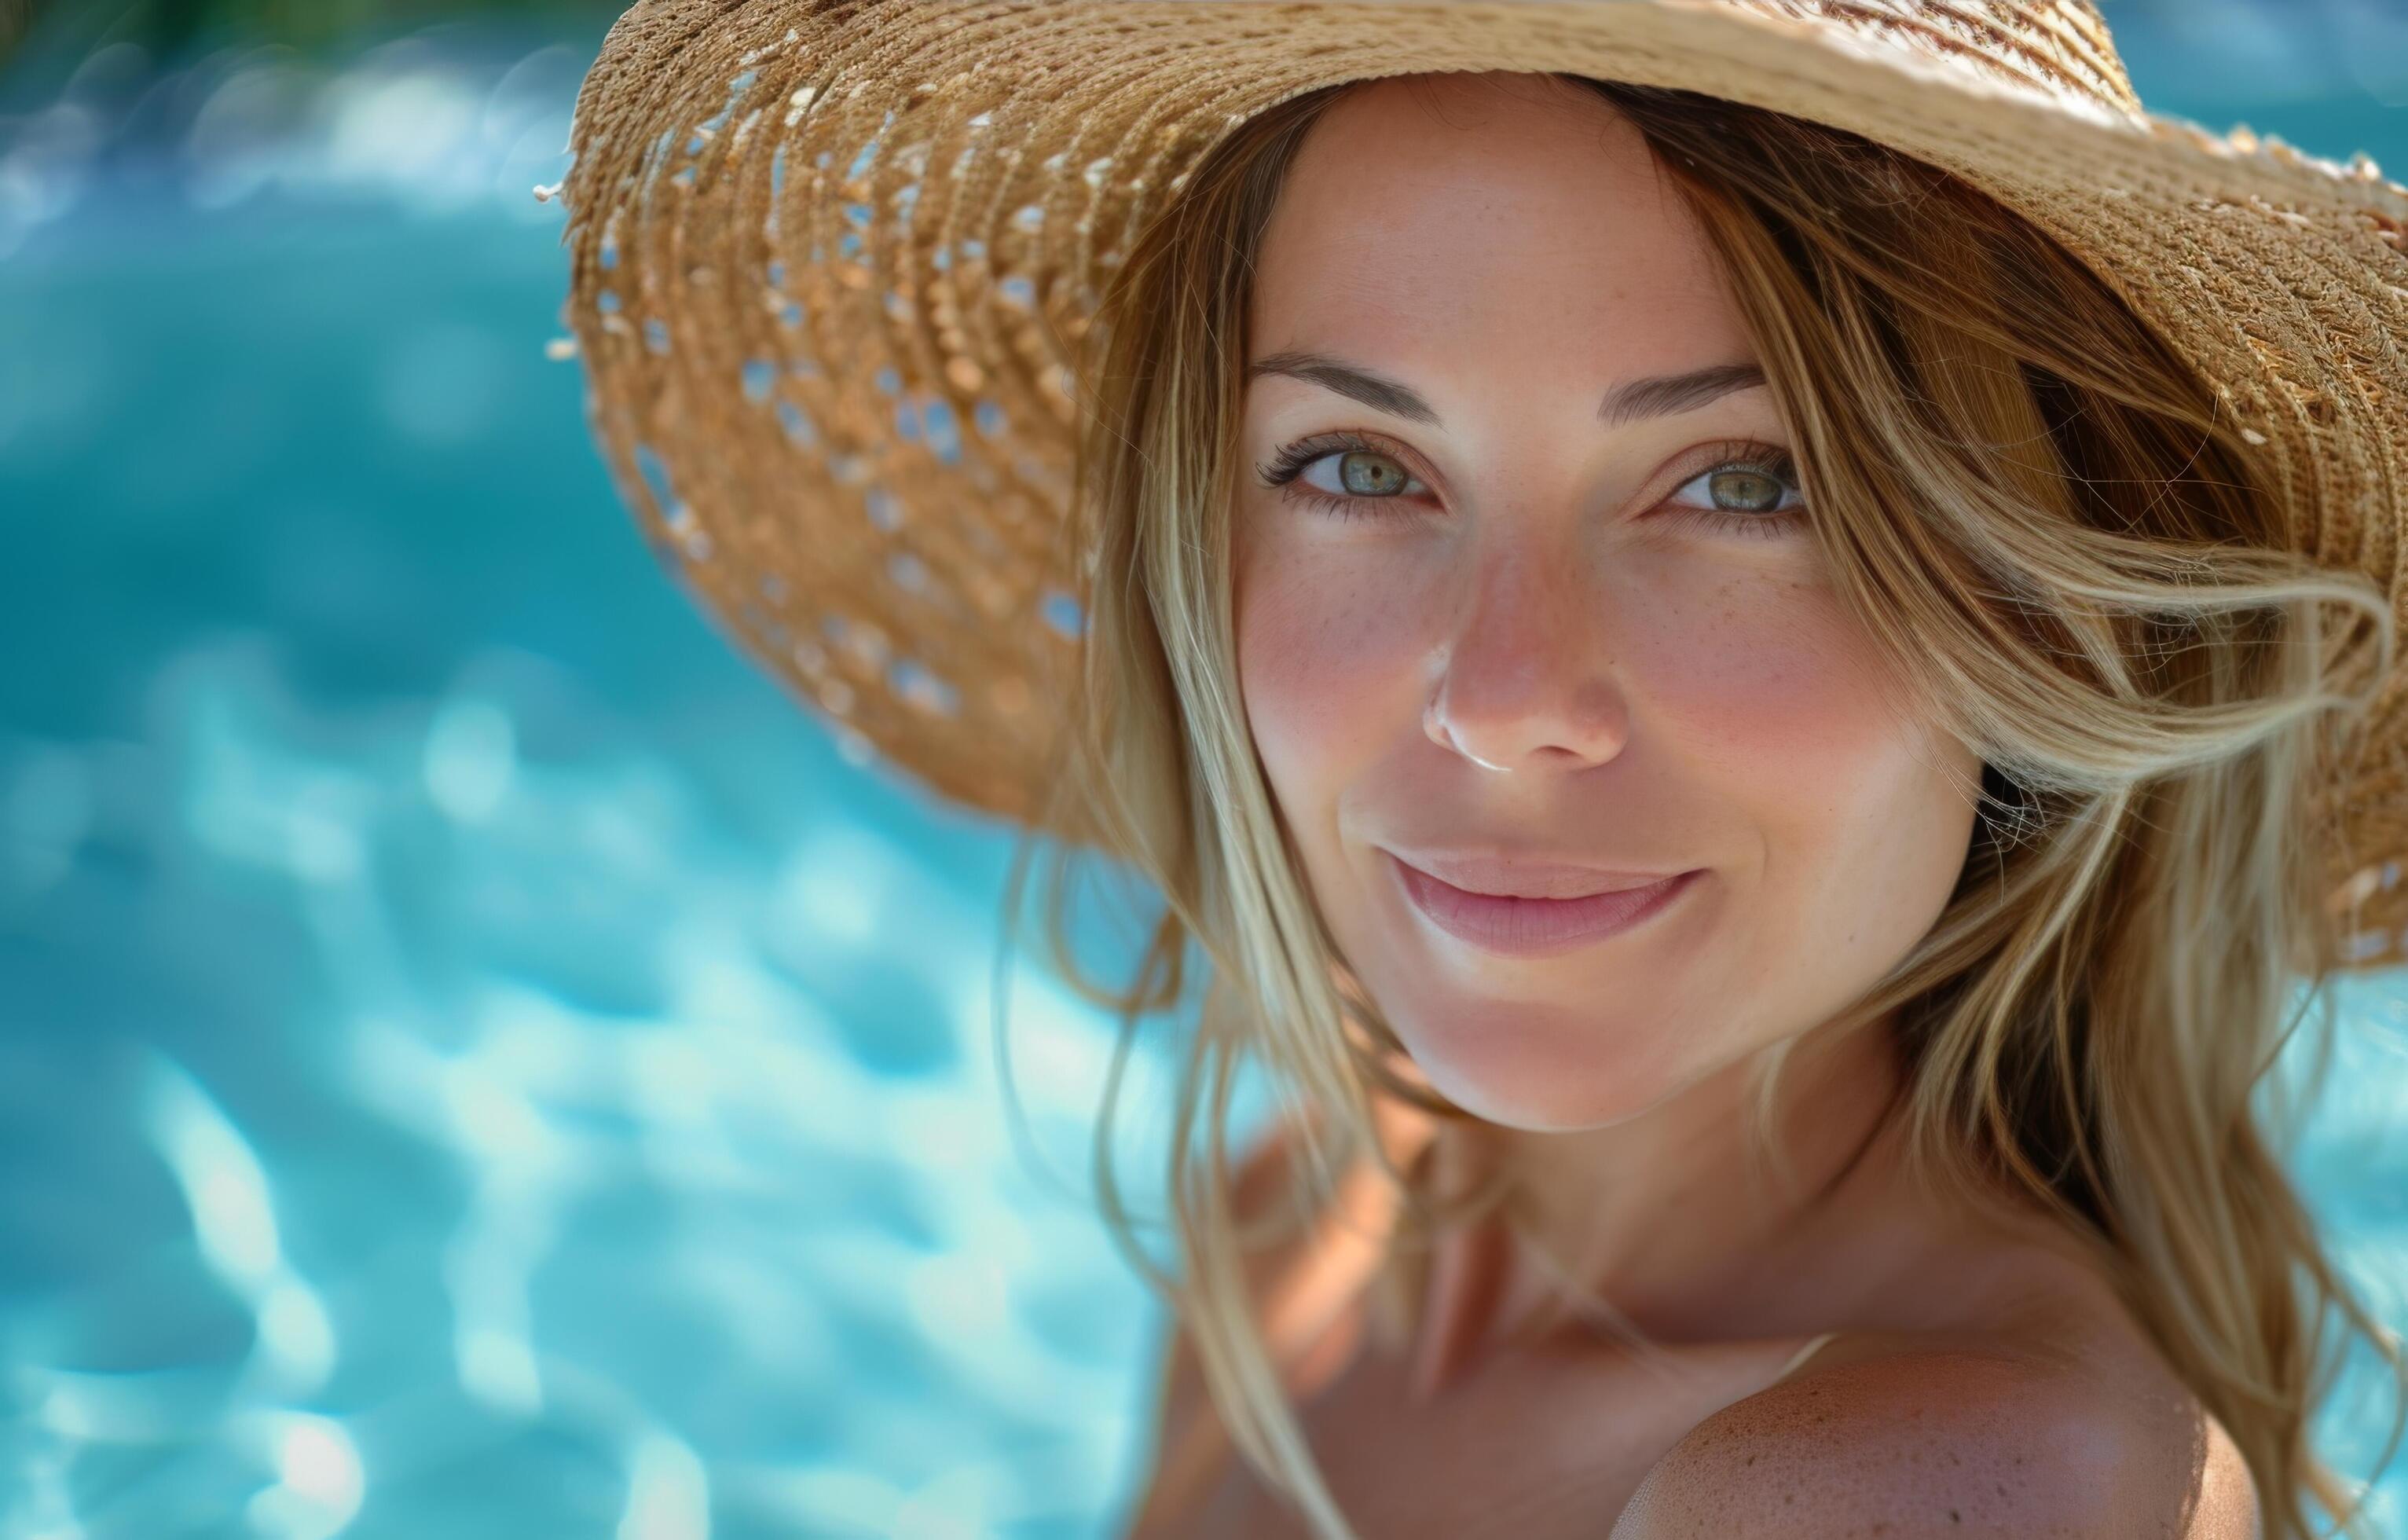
left=556, top=0, right=2408, bottom=968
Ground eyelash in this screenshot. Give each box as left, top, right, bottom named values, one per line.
left=1252, top=429, right=1809, bottom=541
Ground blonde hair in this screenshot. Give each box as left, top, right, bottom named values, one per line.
left=990, top=73, right=2408, bottom=1539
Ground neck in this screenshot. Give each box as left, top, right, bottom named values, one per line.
left=1436, top=1013, right=1920, bottom=1350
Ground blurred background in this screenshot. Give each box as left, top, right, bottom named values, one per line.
left=0, top=2, right=2403, bottom=1537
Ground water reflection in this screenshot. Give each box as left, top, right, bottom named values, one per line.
left=5, top=616, right=1193, bottom=1534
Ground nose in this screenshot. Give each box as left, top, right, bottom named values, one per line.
left=1423, top=543, right=1632, bottom=775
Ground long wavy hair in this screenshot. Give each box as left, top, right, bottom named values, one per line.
left=989, top=72, right=2406, bottom=1540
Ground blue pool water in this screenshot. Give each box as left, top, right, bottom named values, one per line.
left=0, top=6, right=2403, bottom=1537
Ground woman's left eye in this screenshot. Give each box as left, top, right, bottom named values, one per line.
left=1659, top=455, right=1809, bottom=540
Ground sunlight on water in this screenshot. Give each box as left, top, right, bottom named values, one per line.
left=1, top=621, right=1189, bottom=1537
left=0, top=6, right=2403, bottom=1537
left=141, top=1058, right=339, bottom=1398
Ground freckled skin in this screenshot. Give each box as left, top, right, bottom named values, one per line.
left=1232, top=70, right=1981, bottom=1131
left=1609, top=1347, right=2260, bottom=1538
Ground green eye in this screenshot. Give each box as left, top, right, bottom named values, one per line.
left=1262, top=437, right=1430, bottom=520
left=1671, top=460, right=1803, bottom=517
left=1662, top=453, right=1809, bottom=541
left=1706, top=468, right=1787, bottom=512
left=1329, top=449, right=1412, bottom=497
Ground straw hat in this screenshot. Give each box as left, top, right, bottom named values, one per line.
left=553, top=0, right=2408, bottom=968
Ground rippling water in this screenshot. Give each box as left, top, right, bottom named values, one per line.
left=1, top=6, right=2403, bottom=1537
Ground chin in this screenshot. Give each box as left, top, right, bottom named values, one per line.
left=1395, top=1002, right=1695, bottom=1132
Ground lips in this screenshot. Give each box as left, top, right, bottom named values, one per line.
left=1389, top=852, right=1699, bottom=959
left=1394, top=850, right=1680, bottom=900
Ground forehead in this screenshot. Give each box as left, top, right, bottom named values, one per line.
left=1248, top=72, right=1756, bottom=423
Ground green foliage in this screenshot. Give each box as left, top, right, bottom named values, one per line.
left=14, top=0, right=619, bottom=60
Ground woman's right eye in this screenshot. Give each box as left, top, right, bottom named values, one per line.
left=1300, top=449, right=1420, bottom=500
left=1259, top=435, right=1431, bottom=521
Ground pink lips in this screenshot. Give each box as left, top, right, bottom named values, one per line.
left=1388, top=852, right=1699, bottom=958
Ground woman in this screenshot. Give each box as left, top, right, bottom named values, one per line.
left=555, top=4, right=2408, bottom=1536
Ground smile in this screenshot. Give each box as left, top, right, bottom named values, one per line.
left=1387, top=852, right=1701, bottom=959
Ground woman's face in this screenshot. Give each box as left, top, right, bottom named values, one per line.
left=1233, top=72, right=1983, bottom=1131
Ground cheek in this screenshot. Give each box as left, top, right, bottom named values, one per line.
left=1233, top=533, right=1430, bottom=800
left=1627, top=568, right=1977, bottom=963
left=1616, top=563, right=1881, bottom=777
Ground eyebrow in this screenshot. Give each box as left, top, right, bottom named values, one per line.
left=1242, top=350, right=1768, bottom=429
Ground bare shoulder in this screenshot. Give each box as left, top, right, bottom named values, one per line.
left=1125, top=1103, right=1435, bottom=1536
left=1607, top=1329, right=2260, bottom=1539
left=1125, top=1118, right=1314, bottom=1533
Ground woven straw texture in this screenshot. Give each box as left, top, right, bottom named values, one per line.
left=555, top=0, right=2408, bottom=969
